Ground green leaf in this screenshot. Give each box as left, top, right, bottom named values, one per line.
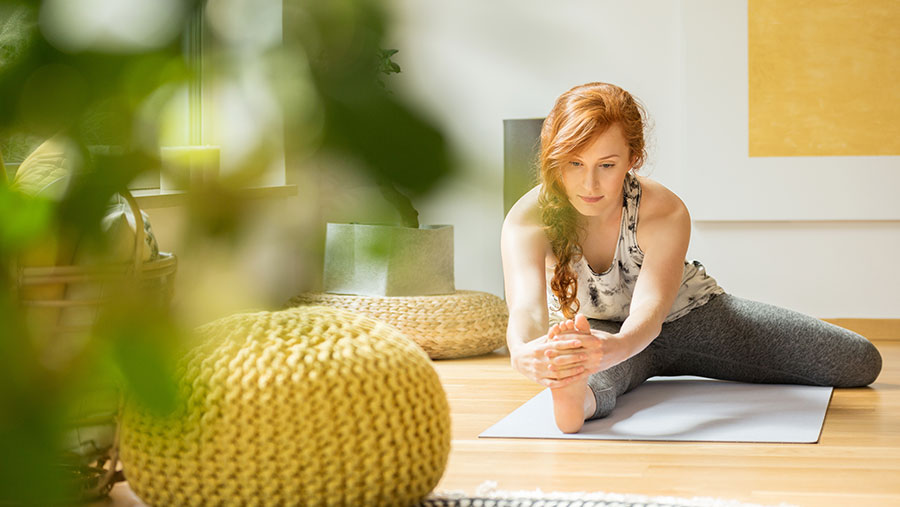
left=0, top=186, right=54, bottom=253
left=99, top=306, right=181, bottom=417
left=111, top=333, right=179, bottom=416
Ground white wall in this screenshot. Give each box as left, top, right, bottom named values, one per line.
left=386, top=0, right=900, bottom=318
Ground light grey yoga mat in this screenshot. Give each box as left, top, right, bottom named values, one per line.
left=480, top=376, right=833, bottom=443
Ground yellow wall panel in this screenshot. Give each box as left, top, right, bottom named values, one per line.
left=748, top=0, right=900, bottom=156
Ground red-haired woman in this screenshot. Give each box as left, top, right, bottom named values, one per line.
left=501, top=82, right=882, bottom=433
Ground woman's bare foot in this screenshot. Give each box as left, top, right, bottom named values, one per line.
left=547, top=314, right=596, bottom=433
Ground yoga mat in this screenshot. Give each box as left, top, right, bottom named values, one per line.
left=480, top=376, right=833, bottom=443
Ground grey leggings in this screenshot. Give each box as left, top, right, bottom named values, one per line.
left=586, top=293, right=883, bottom=420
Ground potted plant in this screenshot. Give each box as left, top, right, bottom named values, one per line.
left=321, top=49, right=454, bottom=297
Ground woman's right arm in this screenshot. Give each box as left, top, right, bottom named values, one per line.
left=501, top=193, right=588, bottom=388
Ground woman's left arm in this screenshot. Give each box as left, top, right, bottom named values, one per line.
left=553, top=186, right=692, bottom=374
left=617, top=191, right=692, bottom=357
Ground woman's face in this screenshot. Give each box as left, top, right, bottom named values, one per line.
left=560, top=123, right=632, bottom=218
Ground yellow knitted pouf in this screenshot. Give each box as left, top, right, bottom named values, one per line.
left=287, top=290, right=508, bottom=360
left=118, top=306, right=451, bottom=506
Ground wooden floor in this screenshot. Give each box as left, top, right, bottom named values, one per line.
left=431, top=339, right=900, bottom=507
left=104, top=338, right=900, bottom=507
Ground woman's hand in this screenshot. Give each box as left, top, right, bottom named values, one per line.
left=541, top=314, right=635, bottom=378
left=548, top=328, right=632, bottom=375
left=510, top=334, right=590, bottom=388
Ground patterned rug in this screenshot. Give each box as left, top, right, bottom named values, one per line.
left=421, top=481, right=796, bottom=507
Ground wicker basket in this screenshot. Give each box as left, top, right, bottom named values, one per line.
left=14, top=190, right=177, bottom=501
left=287, top=290, right=508, bottom=359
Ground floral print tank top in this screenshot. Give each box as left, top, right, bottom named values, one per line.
left=546, top=171, right=724, bottom=324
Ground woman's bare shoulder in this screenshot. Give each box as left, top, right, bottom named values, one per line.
left=504, top=184, right=544, bottom=228
left=502, top=185, right=551, bottom=255
left=635, top=175, right=689, bottom=222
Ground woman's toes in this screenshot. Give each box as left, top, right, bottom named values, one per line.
left=548, top=323, right=562, bottom=340
left=574, top=314, right=591, bottom=333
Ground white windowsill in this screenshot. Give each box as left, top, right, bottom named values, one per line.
left=132, top=184, right=298, bottom=209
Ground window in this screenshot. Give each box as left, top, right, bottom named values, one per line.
left=0, top=0, right=287, bottom=194
left=155, top=0, right=286, bottom=192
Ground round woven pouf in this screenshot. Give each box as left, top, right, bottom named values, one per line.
left=118, top=306, right=451, bottom=506
left=287, top=290, right=509, bottom=359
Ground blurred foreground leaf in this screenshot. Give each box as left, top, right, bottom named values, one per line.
left=319, top=88, right=451, bottom=199
left=96, top=302, right=181, bottom=417
left=56, top=147, right=157, bottom=250
left=0, top=186, right=53, bottom=252
left=0, top=289, right=73, bottom=505
left=287, top=0, right=453, bottom=220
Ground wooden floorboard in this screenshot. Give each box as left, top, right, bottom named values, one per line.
left=822, top=319, right=900, bottom=342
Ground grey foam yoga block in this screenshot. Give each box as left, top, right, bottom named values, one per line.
left=323, top=223, right=455, bottom=297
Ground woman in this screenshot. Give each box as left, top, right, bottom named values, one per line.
left=500, top=82, right=882, bottom=434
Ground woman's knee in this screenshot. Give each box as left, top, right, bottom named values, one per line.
left=832, top=334, right=882, bottom=387
left=847, top=338, right=882, bottom=386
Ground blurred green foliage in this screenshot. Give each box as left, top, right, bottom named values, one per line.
left=378, top=48, right=401, bottom=77
left=375, top=49, right=420, bottom=228
left=0, top=0, right=452, bottom=504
